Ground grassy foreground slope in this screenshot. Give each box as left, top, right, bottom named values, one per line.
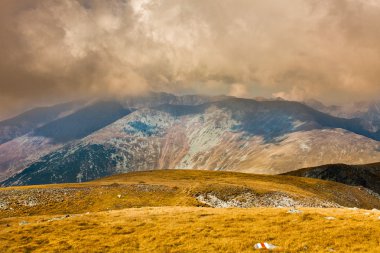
left=1, top=170, right=380, bottom=218
left=1, top=170, right=380, bottom=252
left=1, top=207, right=380, bottom=253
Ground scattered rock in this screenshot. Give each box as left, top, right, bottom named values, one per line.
left=19, top=220, right=29, bottom=226
left=0, top=201, right=8, bottom=210
left=0, top=187, right=92, bottom=214
left=47, top=214, right=71, bottom=222
left=117, top=194, right=122, bottom=198
left=287, top=208, right=303, bottom=214
left=362, top=188, right=380, bottom=201
left=195, top=191, right=340, bottom=208
left=47, top=217, right=63, bottom=222
left=22, top=198, right=38, bottom=207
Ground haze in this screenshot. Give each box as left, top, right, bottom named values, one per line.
left=1, top=0, right=380, bottom=119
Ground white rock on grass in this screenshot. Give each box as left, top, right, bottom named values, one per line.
left=287, top=208, right=302, bottom=214
left=19, top=221, right=29, bottom=226
left=0, top=202, right=8, bottom=210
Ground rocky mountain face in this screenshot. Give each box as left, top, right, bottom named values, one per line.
left=284, top=163, right=380, bottom=195
left=1, top=93, right=380, bottom=186
left=0, top=101, right=132, bottom=182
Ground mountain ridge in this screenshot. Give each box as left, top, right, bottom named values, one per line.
left=1, top=93, right=380, bottom=186
left=284, top=162, right=380, bottom=195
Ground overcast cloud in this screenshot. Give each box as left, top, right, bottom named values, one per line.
left=1, top=0, right=380, bottom=118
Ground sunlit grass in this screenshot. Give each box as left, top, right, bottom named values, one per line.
left=1, top=170, right=380, bottom=252
left=1, top=207, right=380, bottom=253
left=2, top=170, right=379, bottom=219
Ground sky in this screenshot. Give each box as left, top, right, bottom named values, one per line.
left=1, top=0, right=380, bottom=119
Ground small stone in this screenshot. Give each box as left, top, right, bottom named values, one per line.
left=287, top=208, right=302, bottom=214
left=19, top=220, right=29, bottom=226
left=325, top=216, right=336, bottom=220
left=117, top=194, right=122, bottom=198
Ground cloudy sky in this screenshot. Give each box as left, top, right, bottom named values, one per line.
left=1, top=0, right=380, bottom=119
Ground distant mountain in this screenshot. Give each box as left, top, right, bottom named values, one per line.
left=0, top=101, right=83, bottom=145
left=359, top=102, right=380, bottom=133
left=120, top=92, right=228, bottom=108
left=0, top=101, right=131, bottom=181
left=0, top=93, right=226, bottom=182
left=284, top=162, right=380, bottom=195
left=3, top=95, right=380, bottom=186
left=32, top=101, right=131, bottom=143
left=304, top=99, right=380, bottom=133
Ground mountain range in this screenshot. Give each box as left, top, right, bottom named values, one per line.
left=1, top=93, right=380, bottom=186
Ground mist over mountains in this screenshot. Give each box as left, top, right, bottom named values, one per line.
left=1, top=93, right=380, bottom=186
left=3, top=0, right=380, bottom=120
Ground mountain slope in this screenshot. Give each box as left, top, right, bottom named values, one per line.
left=0, top=101, right=82, bottom=145
left=0, top=101, right=132, bottom=182
left=2, top=170, right=380, bottom=219
left=3, top=97, right=380, bottom=186
left=32, top=101, right=131, bottom=143
left=284, top=162, right=380, bottom=194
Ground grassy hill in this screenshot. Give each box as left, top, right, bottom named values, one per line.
left=284, top=162, right=380, bottom=194
left=1, top=170, right=380, bottom=218
left=1, top=170, right=380, bottom=252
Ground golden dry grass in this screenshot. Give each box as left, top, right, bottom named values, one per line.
left=1, top=171, right=380, bottom=252
left=1, top=206, right=380, bottom=253
left=2, top=169, right=379, bottom=220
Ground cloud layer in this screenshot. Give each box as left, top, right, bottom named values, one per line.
left=1, top=0, right=380, bottom=118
